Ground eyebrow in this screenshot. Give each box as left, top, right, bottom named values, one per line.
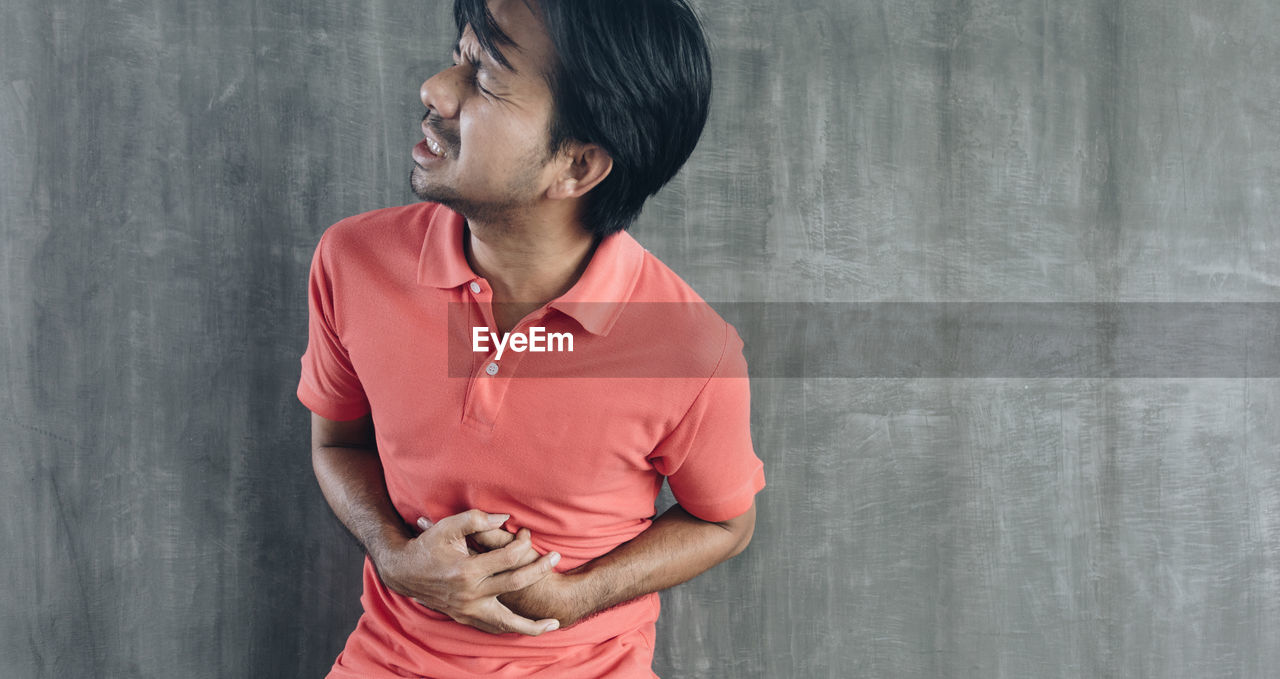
left=453, top=38, right=519, bottom=76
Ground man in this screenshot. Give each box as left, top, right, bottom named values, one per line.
left=297, top=0, right=765, bottom=676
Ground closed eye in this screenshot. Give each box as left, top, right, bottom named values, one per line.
left=451, top=49, right=494, bottom=96
left=469, top=72, right=494, bottom=96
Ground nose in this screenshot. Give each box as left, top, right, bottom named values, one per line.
left=420, top=65, right=462, bottom=119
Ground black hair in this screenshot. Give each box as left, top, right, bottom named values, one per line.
left=454, top=0, right=713, bottom=238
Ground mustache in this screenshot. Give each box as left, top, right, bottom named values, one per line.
left=422, top=112, right=461, bottom=154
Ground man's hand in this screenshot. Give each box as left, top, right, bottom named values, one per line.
left=374, top=509, right=563, bottom=636
left=465, top=528, right=588, bottom=627
left=464, top=502, right=758, bottom=630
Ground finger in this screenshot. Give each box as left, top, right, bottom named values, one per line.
left=437, top=601, right=553, bottom=637
left=479, top=527, right=535, bottom=562
left=457, top=616, right=505, bottom=635
left=471, top=527, right=517, bottom=551
left=482, top=601, right=560, bottom=637
left=448, top=611, right=505, bottom=636
left=434, top=509, right=509, bottom=541
left=412, top=598, right=443, bottom=614
left=482, top=550, right=561, bottom=595
left=473, top=530, right=540, bottom=574
left=506, top=530, right=542, bottom=568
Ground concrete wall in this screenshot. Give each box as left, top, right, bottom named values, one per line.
left=3, top=0, right=1277, bottom=676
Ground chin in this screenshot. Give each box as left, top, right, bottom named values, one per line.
left=408, top=170, right=475, bottom=218
left=409, top=166, right=452, bottom=203
left=407, top=167, right=528, bottom=225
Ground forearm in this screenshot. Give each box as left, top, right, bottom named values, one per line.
left=502, top=501, right=756, bottom=626
left=311, top=443, right=413, bottom=565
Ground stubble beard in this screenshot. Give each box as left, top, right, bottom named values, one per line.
left=410, top=164, right=494, bottom=217
left=411, top=169, right=534, bottom=232
left=408, top=147, right=554, bottom=228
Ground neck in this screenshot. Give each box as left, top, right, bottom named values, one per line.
left=463, top=213, right=600, bottom=307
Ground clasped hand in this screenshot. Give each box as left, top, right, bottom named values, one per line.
left=373, top=509, right=569, bottom=636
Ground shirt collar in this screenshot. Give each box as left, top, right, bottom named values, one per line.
left=417, top=204, right=479, bottom=290
left=417, top=203, right=645, bottom=337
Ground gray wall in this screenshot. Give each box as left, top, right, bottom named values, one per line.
left=3, top=0, right=1277, bottom=677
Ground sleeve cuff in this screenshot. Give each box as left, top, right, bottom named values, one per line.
left=677, top=464, right=766, bottom=523
left=296, top=382, right=371, bottom=421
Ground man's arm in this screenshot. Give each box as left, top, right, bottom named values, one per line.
left=474, top=500, right=757, bottom=628
left=310, top=411, right=562, bottom=636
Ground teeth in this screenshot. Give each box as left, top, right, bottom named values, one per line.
left=426, top=138, right=443, bottom=156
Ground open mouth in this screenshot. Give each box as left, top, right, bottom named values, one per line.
left=413, top=122, right=449, bottom=166
left=419, top=119, right=450, bottom=159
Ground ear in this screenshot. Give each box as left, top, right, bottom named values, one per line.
left=546, top=143, right=613, bottom=200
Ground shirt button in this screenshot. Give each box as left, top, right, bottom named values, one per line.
left=485, top=362, right=499, bottom=376
left=469, top=281, right=482, bottom=294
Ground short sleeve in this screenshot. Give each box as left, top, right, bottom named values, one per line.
left=297, top=231, right=371, bottom=421
left=647, top=324, right=765, bottom=522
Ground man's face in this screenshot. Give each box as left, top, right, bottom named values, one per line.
left=410, top=0, right=561, bottom=222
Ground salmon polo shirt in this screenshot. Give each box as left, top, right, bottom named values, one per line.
left=297, top=201, right=765, bottom=678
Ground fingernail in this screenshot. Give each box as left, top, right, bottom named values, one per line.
left=417, top=517, right=430, bottom=529
left=544, top=620, right=559, bottom=632
left=489, top=513, right=510, bottom=525
left=549, top=552, right=561, bottom=566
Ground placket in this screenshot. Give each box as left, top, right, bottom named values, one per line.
left=459, top=278, right=540, bottom=431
